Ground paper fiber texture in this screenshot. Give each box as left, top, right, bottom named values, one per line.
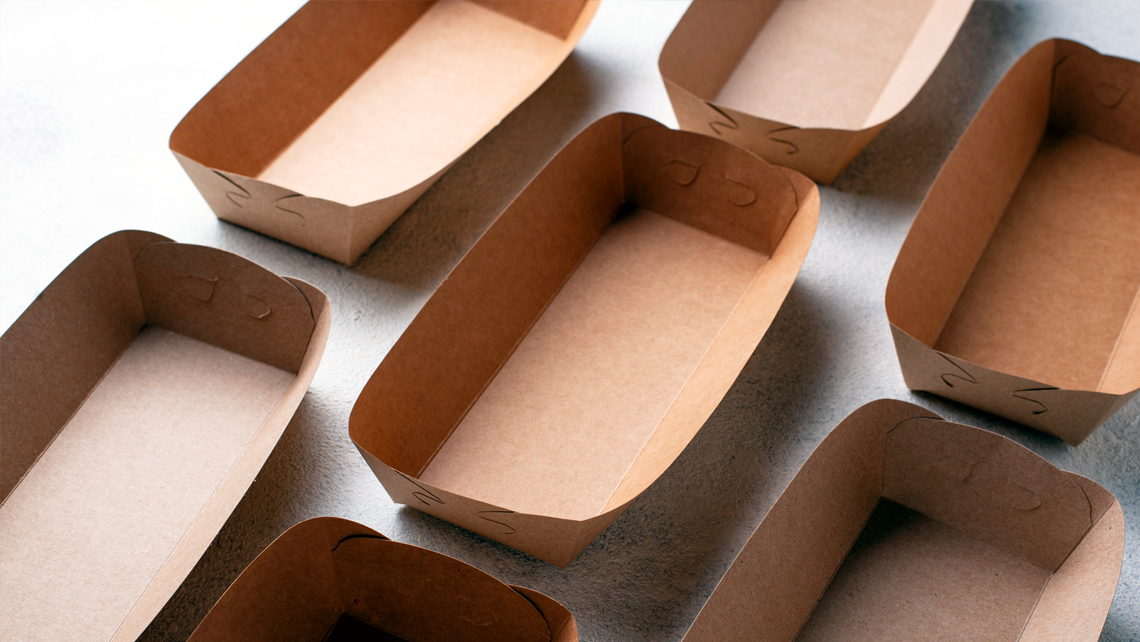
left=886, top=39, right=1140, bottom=445
left=683, top=399, right=1125, bottom=642
left=0, top=231, right=330, bottom=642
left=170, top=0, right=597, bottom=264
left=188, top=517, right=576, bottom=642
left=659, top=0, right=974, bottom=184
left=349, top=113, right=819, bottom=567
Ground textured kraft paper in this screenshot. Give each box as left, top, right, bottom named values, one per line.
left=886, top=39, right=1140, bottom=445
left=683, top=399, right=1125, bottom=642
left=0, top=231, right=331, bottom=642
left=349, top=113, right=819, bottom=567
left=171, top=0, right=598, bottom=264
left=659, top=0, right=974, bottom=184
left=188, top=517, right=577, bottom=642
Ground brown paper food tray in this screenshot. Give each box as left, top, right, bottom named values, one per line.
left=0, top=231, right=331, bottom=642
left=886, top=39, right=1140, bottom=445
left=187, top=516, right=577, bottom=642
left=349, top=113, right=819, bottom=567
left=659, top=0, right=974, bottom=184
left=170, top=0, right=597, bottom=265
left=683, top=399, right=1125, bottom=642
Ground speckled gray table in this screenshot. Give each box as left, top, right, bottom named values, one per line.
left=1, top=1, right=1137, bottom=639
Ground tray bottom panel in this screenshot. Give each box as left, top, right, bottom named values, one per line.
left=0, top=327, right=293, bottom=642
left=258, top=0, right=565, bottom=205
left=420, top=208, right=765, bottom=519
left=715, top=0, right=936, bottom=130
left=935, top=130, right=1140, bottom=390
left=796, top=499, right=1050, bottom=642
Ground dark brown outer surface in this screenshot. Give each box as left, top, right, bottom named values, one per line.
left=187, top=517, right=575, bottom=642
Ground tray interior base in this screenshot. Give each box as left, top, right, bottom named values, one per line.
left=258, top=0, right=565, bottom=205
left=796, top=499, right=1051, bottom=642
left=420, top=208, right=765, bottom=519
left=715, top=0, right=936, bottom=130
left=0, top=327, right=293, bottom=641
left=934, top=130, right=1140, bottom=390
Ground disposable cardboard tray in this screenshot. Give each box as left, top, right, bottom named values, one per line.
left=886, top=39, right=1140, bottom=445
left=683, top=399, right=1125, bottom=642
left=171, top=0, right=598, bottom=264
left=350, top=113, right=819, bottom=567
left=188, top=517, right=577, bottom=642
left=0, top=231, right=330, bottom=642
left=659, top=0, right=974, bottom=183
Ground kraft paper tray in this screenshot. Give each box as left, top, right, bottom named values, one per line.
left=0, top=231, right=330, bottom=642
left=886, top=39, right=1140, bottom=445
left=187, top=517, right=577, bottom=642
left=683, top=399, right=1124, bottom=642
left=350, top=113, right=819, bottom=567
left=660, top=0, right=974, bottom=183
left=171, top=0, right=598, bottom=264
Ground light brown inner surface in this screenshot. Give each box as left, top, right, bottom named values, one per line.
left=257, top=1, right=564, bottom=205
left=934, top=131, right=1140, bottom=390
left=0, top=328, right=293, bottom=642
left=796, top=500, right=1051, bottom=642
left=420, top=209, right=765, bottom=519
left=715, top=0, right=935, bottom=130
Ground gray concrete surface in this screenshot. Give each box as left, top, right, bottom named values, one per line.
left=1, top=1, right=1137, bottom=639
